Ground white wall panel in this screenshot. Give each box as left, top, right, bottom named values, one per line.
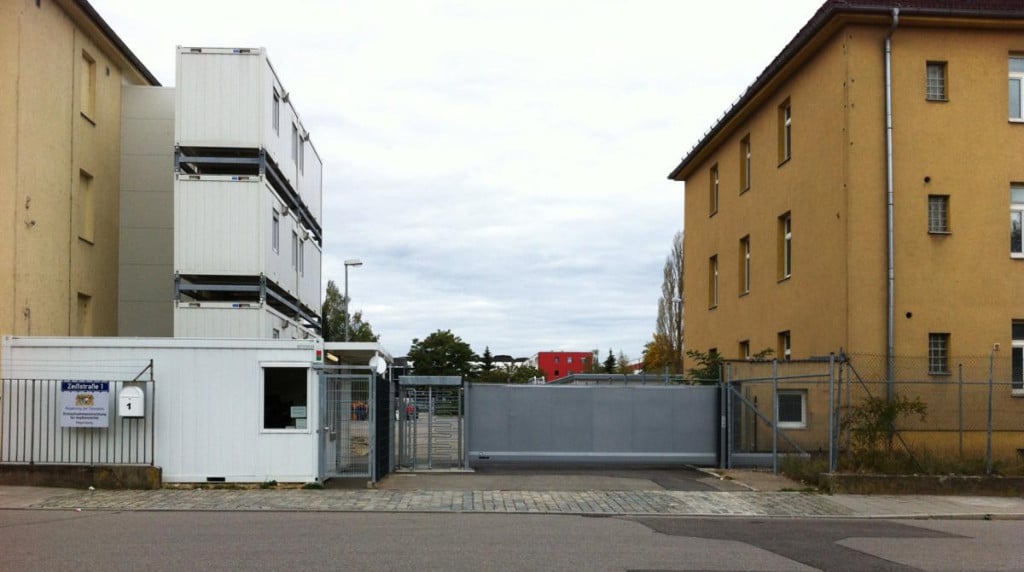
left=300, top=242, right=322, bottom=311
left=175, top=176, right=263, bottom=275
left=175, top=49, right=262, bottom=148
left=174, top=303, right=317, bottom=340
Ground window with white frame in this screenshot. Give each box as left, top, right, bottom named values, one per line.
left=710, top=164, right=719, bottom=216
left=739, top=340, right=750, bottom=360
left=272, top=88, right=281, bottom=134
left=778, top=330, right=791, bottom=361
left=709, top=255, right=719, bottom=308
left=1010, top=56, right=1024, bottom=121
left=1012, top=185, right=1024, bottom=256
left=740, top=135, right=751, bottom=192
left=740, top=235, right=751, bottom=295
left=928, top=195, right=949, bottom=233
left=779, top=213, right=792, bottom=279
left=929, top=332, right=950, bottom=374
left=1012, top=320, right=1024, bottom=393
left=299, top=237, right=305, bottom=276
left=263, top=366, right=308, bottom=430
left=291, top=123, right=299, bottom=162
left=291, top=230, right=298, bottom=268
left=779, top=99, right=791, bottom=163
left=926, top=62, right=947, bottom=101
left=777, top=390, right=806, bottom=428
left=272, top=209, right=280, bottom=253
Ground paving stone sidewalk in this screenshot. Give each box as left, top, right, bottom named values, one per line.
left=26, top=488, right=857, bottom=517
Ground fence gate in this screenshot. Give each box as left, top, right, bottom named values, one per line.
left=317, top=370, right=374, bottom=481
left=396, top=376, right=464, bottom=470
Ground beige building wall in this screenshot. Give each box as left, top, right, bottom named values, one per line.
left=673, top=10, right=1024, bottom=459
left=0, top=0, right=156, bottom=339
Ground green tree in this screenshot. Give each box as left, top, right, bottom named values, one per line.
left=408, top=330, right=477, bottom=378
left=480, top=346, right=494, bottom=372
left=321, top=280, right=378, bottom=342
left=603, top=349, right=616, bottom=373
left=642, top=333, right=676, bottom=372
left=653, top=231, right=684, bottom=372
left=509, top=364, right=546, bottom=384
left=615, top=351, right=632, bottom=375
left=685, top=348, right=723, bottom=384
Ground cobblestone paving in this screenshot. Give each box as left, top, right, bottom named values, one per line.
left=31, top=489, right=855, bottom=517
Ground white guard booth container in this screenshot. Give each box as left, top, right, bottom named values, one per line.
left=175, top=46, right=323, bottom=221
left=1, top=336, right=325, bottom=483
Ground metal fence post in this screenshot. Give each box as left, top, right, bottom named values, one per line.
left=772, top=359, right=779, bottom=475
left=987, top=349, right=995, bottom=475
left=725, top=363, right=733, bottom=469
left=828, top=354, right=836, bottom=474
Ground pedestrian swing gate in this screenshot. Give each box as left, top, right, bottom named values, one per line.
left=316, top=367, right=392, bottom=482
left=396, top=376, right=465, bottom=470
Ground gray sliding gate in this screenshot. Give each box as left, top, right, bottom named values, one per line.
left=466, top=383, right=718, bottom=466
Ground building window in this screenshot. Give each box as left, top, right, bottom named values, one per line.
left=77, top=170, right=95, bottom=243
left=298, top=238, right=305, bottom=276
left=739, top=340, right=750, bottom=360
left=272, top=328, right=280, bottom=339
left=778, top=331, right=791, bottom=361
left=740, top=135, right=751, bottom=192
left=80, top=50, right=96, bottom=120
left=291, top=123, right=299, bottom=163
left=739, top=235, right=751, bottom=295
left=928, top=195, right=949, bottom=233
left=76, top=293, right=93, bottom=336
left=263, top=367, right=308, bottom=430
left=926, top=62, right=947, bottom=101
left=1012, top=320, right=1024, bottom=393
left=299, top=135, right=305, bottom=174
left=928, top=333, right=950, bottom=374
left=272, top=88, right=281, bottom=134
left=710, top=164, right=719, bottom=216
left=778, top=99, right=791, bottom=163
left=709, top=255, right=719, bottom=308
left=1012, top=185, right=1024, bottom=256
left=777, top=391, right=806, bottom=428
left=291, top=231, right=298, bottom=268
left=1010, top=56, right=1024, bottom=120
left=568, top=357, right=574, bottom=364
left=779, top=213, right=792, bottom=279
left=272, top=210, right=280, bottom=253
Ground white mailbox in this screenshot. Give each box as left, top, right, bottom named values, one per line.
left=118, top=386, right=145, bottom=418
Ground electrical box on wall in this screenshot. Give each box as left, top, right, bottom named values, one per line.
left=118, top=386, right=145, bottom=418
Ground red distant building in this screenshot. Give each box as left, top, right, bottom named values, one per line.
left=532, top=351, right=594, bottom=382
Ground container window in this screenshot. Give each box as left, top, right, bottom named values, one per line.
left=263, top=367, right=307, bottom=429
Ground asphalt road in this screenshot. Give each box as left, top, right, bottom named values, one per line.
left=1, top=510, right=1020, bottom=571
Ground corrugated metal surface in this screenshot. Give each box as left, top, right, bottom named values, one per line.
left=174, top=176, right=266, bottom=276
left=175, top=48, right=263, bottom=149
left=2, top=337, right=322, bottom=483
left=174, top=303, right=317, bottom=340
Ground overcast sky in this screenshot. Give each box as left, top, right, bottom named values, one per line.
left=91, top=0, right=823, bottom=360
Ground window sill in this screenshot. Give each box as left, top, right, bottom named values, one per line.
left=928, top=370, right=952, bottom=377
left=1010, top=118, right=1024, bottom=124
left=80, top=111, right=96, bottom=126
left=777, top=423, right=806, bottom=430
left=1011, top=389, right=1024, bottom=398
left=925, top=97, right=948, bottom=103
left=260, top=428, right=311, bottom=434
left=928, top=230, right=951, bottom=235
left=1013, top=253, right=1024, bottom=259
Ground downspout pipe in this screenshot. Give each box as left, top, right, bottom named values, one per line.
left=885, top=7, right=899, bottom=401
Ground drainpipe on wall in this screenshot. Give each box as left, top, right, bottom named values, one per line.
left=885, top=7, right=900, bottom=401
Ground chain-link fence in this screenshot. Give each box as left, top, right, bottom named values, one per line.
left=722, top=354, right=1024, bottom=474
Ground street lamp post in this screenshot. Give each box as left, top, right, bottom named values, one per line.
left=343, top=259, right=363, bottom=342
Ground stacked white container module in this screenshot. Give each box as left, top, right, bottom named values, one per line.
left=173, top=47, right=323, bottom=340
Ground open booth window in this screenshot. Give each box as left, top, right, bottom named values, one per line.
left=263, top=366, right=309, bottom=430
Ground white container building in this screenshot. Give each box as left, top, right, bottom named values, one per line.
left=2, top=336, right=326, bottom=483
left=174, top=302, right=318, bottom=340
left=174, top=46, right=323, bottom=223
left=171, top=47, right=324, bottom=338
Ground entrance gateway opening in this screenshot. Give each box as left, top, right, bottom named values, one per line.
left=396, top=376, right=465, bottom=470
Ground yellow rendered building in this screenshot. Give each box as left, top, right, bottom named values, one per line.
left=0, top=0, right=158, bottom=338
left=669, top=1, right=1024, bottom=459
